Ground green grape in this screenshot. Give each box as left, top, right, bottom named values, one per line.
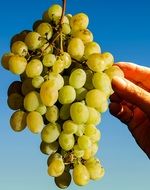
left=21, top=78, right=35, bottom=96
left=85, top=89, right=107, bottom=110
left=41, top=43, right=53, bottom=55
left=52, top=57, right=65, bottom=74
left=9, top=55, right=27, bottom=75
left=36, top=22, right=53, bottom=40
left=84, top=42, right=101, bottom=59
left=61, top=16, right=69, bottom=24
left=26, top=59, right=43, bottom=78
left=40, top=80, right=58, bottom=106
left=58, top=85, right=76, bottom=104
left=70, top=13, right=89, bottom=32
left=36, top=104, right=47, bottom=115
left=42, top=11, right=50, bottom=22
left=67, top=38, right=84, bottom=61
left=10, top=110, right=27, bottom=132
left=41, top=123, right=61, bottom=143
left=24, top=91, right=41, bottom=112
left=73, top=164, right=90, bottom=186
left=90, top=129, right=101, bottom=143
left=25, top=32, right=42, bottom=50
left=55, top=171, right=71, bottom=189
left=92, top=72, right=112, bottom=97
left=84, top=69, right=94, bottom=90
left=48, top=4, right=62, bottom=23
left=69, top=69, right=86, bottom=89
left=40, top=141, right=59, bottom=155
left=47, top=153, right=62, bottom=166
left=59, top=52, right=72, bottom=69
left=73, top=144, right=84, bottom=158
left=70, top=102, right=89, bottom=124
left=75, top=124, right=85, bottom=136
left=32, top=76, right=44, bottom=88
left=59, top=132, right=75, bottom=151
left=63, top=120, right=78, bottom=134
left=11, top=41, right=28, bottom=56
left=7, top=81, right=22, bottom=96
left=102, top=52, right=114, bottom=69
left=62, top=23, right=71, bottom=35
left=86, top=107, right=101, bottom=125
left=7, top=93, right=23, bottom=110
left=72, top=29, right=93, bottom=44
left=63, top=75, right=69, bottom=85
left=76, top=87, right=87, bottom=101
left=96, top=99, right=108, bottom=113
left=1, top=52, right=14, bottom=70
left=66, top=14, right=72, bottom=22
left=84, top=124, right=97, bottom=137
left=78, top=135, right=92, bottom=150
left=87, top=53, right=107, bottom=72
left=45, top=105, right=59, bottom=123
left=104, top=65, right=124, bottom=80
left=27, top=111, right=44, bottom=133
left=59, top=104, right=70, bottom=120
left=42, top=53, right=56, bottom=67
left=82, top=148, right=92, bottom=160
left=48, top=154, right=65, bottom=177
left=91, top=143, right=98, bottom=156
left=85, top=161, right=105, bottom=180
left=48, top=72, right=64, bottom=90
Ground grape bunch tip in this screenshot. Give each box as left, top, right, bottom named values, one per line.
left=1, top=0, right=124, bottom=189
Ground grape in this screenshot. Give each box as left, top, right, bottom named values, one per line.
left=59, top=104, right=70, bottom=120
left=52, top=57, right=65, bottom=74
left=36, top=22, right=53, bottom=40
left=105, top=65, right=124, bottom=80
left=67, top=38, right=84, bottom=60
left=62, top=120, right=78, bottom=134
left=59, top=52, right=72, bottom=69
left=84, top=42, right=101, bottom=59
left=70, top=13, right=89, bottom=32
left=40, top=80, right=58, bottom=106
left=40, top=141, right=59, bottom=155
left=55, top=171, right=71, bottom=189
left=73, top=144, right=84, bottom=158
left=84, top=124, right=97, bottom=137
left=69, top=69, right=86, bottom=89
left=25, top=32, right=42, bottom=50
left=59, top=132, right=75, bottom=151
left=102, top=52, right=114, bottom=69
left=24, top=91, right=41, bottom=112
left=27, top=111, right=44, bottom=133
left=86, top=107, right=101, bottom=125
left=48, top=4, right=62, bottom=24
left=82, top=148, right=92, bottom=160
left=78, top=135, right=92, bottom=150
left=7, top=93, right=23, bottom=110
left=7, top=81, right=22, bottom=96
left=45, top=105, right=59, bottom=123
left=73, top=164, right=90, bottom=186
left=47, top=154, right=65, bottom=177
left=9, top=55, right=27, bottom=75
left=92, top=72, right=112, bottom=97
left=84, top=69, right=94, bottom=90
left=70, top=102, right=89, bottom=124
left=62, top=23, right=71, bottom=35
left=36, top=104, right=47, bottom=115
left=32, top=76, right=44, bottom=88
left=58, top=85, right=76, bottom=104
left=91, top=143, right=98, bottom=156
left=75, top=124, right=85, bottom=137
left=1, top=52, right=14, bottom=70
left=75, top=87, right=87, bottom=101
left=42, top=53, right=56, bottom=67
left=48, top=72, right=64, bottom=90
left=10, top=110, right=27, bottom=132
left=87, top=53, right=107, bottom=72
left=11, top=41, right=28, bottom=56
left=41, top=123, right=61, bottom=143
left=90, top=129, right=101, bottom=143
left=42, top=11, right=50, bottom=22
left=26, top=59, right=43, bottom=78
left=21, top=78, right=35, bottom=96
left=73, top=29, right=93, bottom=44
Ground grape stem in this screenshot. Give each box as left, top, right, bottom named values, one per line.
left=60, top=0, right=66, bottom=25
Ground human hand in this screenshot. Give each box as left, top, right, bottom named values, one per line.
left=109, top=62, right=150, bottom=158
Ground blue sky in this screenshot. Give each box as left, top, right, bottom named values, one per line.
left=0, top=0, right=150, bottom=190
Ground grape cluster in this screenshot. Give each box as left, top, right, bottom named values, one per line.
left=1, top=2, right=124, bottom=189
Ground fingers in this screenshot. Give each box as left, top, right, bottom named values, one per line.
left=115, top=62, right=150, bottom=90
left=111, top=76, right=150, bottom=118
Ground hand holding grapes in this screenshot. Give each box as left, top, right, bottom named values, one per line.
left=109, top=62, right=150, bottom=158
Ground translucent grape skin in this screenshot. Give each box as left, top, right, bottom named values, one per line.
left=45, top=105, right=59, bottom=123
left=25, top=32, right=42, bottom=50
left=59, top=132, right=75, bottom=151
left=11, top=41, right=28, bottom=56
left=26, top=59, right=43, bottom=78
left=1, top=52, right=14, bottom=70
left=55, top=171, right=71, bottom=189
left=40, top=141, right=59, bottom=155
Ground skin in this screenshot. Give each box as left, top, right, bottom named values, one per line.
left=109, top=62, right=150, bottom=158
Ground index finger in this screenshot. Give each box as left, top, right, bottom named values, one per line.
left=115, top=62, right=150, bottom=90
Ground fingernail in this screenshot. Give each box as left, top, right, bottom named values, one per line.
left=109, top=102, right=122, bottom=116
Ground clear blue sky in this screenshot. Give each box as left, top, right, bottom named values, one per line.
left=0, top=0, right=150, bottom=190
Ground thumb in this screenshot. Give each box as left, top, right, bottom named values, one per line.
left=112, top=76, right=150, bottom=118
